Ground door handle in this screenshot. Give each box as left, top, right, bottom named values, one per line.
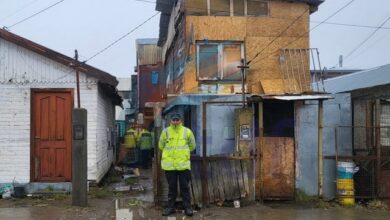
left=34, top=136, right=40, bottom=139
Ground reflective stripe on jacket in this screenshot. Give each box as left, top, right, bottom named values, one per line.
left=159, top=124, right=196, bottom=171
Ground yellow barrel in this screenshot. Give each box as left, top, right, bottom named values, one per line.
left=337, top=179, right=355, bottom=205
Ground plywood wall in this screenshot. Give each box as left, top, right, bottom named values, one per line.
left=182, top=1, right=310, bottom=94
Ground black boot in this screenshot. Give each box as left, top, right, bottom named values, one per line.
left=162, top=207, right=175, bottom=216
left=184, top=207, right=193, bottom=216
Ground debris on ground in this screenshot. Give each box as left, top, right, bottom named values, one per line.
left=367, top=200, right=388, bottom=210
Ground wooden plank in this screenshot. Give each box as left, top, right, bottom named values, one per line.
left=190, top=162, right=198, bottom=205
left=207, top=161, right=215, bottom=203
left=215, top=160, right=225, bottom=203
left=196, top=161, right=203, bottom=205
left=209, top=161, right=219, bottom=202
left=236, top=160, right=246, bottom=198
left=231, top=160, right=241, bottom=199
left=221, top=160, right=232, bottom=200
left=242, top=160, right=251, bottom=199
left=192, top=160, right=202, bottom=206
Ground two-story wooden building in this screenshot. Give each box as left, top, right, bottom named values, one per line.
left=154, top=0, right=331, bottom=205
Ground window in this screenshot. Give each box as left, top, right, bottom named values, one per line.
left=198, top=45, right=219, bottom=80
left=233, top=0, right=245, bottom=16
left=187, top=0, right=208, bottom=15
left=247, top=0, right=268, bottom=16
left=151, top=71, right=159, bottom=85
left=185, top=0, right=269, bottom=17
left=210, top=0, right=231, bottom=16
left=197, top=42, right=243, bottom=81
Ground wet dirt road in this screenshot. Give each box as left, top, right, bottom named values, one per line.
left=1, top=169, right=388, bottom=219
left=0, top=199, right=389, bottom=220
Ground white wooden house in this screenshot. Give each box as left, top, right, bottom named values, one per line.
left=0, top=29, right=122, bottom=185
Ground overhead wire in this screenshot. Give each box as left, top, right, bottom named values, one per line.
left=85, top=11, right=160, bottom=62
left=5, top=0, right=65, bottom=29
left=346, top=28, right=390, bottom=63
left=248, top=0, right=356, bottom=66
left=246, top=8, right=309, bottom=65
left=334, top=16, right=390, bottom=67
left=0, top=0, right=40, bottom=23
left=310, top=20, right=390, bottom=30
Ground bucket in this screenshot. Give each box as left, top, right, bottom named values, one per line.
left=337, top=161, right=355, bottom=179
left=337, top=161, right=356, bottom=206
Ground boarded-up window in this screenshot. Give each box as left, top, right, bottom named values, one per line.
left=186, top=0, right=208, bottom=15
left=233, top=0, right=245, bottom=16
left=222, top=44, right=241, bottom=80
left=247, top=0, right=268, bottom=16
left=210, top=0, right=231, bottom=16
left=198, top=45, right=219, bottom=80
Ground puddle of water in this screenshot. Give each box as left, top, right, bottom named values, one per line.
left=114, top=198, right=160, bottom=220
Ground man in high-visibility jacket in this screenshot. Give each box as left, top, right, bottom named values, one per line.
left=159, top=113, right=196, bottom=217
left=138, top=127, right=153, bottom=169
left=117, top=123, right=137, bottom=165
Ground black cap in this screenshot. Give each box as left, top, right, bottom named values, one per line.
left=170, top=113, right=182, bottom=121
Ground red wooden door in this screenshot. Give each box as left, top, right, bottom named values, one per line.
left=32, top=91, right=72, bottom=182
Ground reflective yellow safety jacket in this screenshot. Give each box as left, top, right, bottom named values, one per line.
left=138, top=130, right=153, bottom=150
left=123, top=128, right=137, bottom=148
left=159, top=124, right=196, bottom=171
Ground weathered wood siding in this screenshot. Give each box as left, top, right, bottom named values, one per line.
left=180, top=1, right=310, bottom=94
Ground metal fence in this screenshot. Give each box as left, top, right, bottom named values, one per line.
left=329, top=126, right=390, bottom=199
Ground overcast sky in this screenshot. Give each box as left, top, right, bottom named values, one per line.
left=0, top=0, right=389, bottom=78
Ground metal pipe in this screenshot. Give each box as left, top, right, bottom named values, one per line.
left=258, top=101, right=264, bottom=200
left=375, top=99, right=381, bottom=197
left=318, top=100, right=324, bottom=197
left=201, top=102, right=209, bottom=206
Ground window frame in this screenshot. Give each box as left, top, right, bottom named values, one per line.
left=196, top=41, right=244, bottom=81
left=202, top=0, right=269, bottom=16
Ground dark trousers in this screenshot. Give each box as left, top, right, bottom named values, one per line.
left=140, top=149, right=151, bottom=168
left=165, top=170, right=191, bottom=209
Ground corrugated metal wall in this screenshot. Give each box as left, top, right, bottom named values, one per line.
left=137, top=44, right=162, bottom=66
left=295, top=94, right=352, bottom=199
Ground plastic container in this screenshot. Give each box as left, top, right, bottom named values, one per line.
left=337, top=161, right=356, bottom=206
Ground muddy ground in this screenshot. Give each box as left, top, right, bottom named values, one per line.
left=0, top=168, right=389, bottom=220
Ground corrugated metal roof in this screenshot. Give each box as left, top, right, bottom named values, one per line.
left=323, top=64, right=390, bottom=94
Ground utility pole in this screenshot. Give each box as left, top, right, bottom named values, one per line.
left=75, top=50, right=81, bottom=108
left=238, top=58, right=249, bottom=107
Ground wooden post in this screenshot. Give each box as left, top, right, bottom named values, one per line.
left=145, top=102, right=165, bottom=205
left=74, top=50, right=81, bottom=108
left=238, top=59, right=249, bottom=108
left=318, top=100, right=324, bottom=197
